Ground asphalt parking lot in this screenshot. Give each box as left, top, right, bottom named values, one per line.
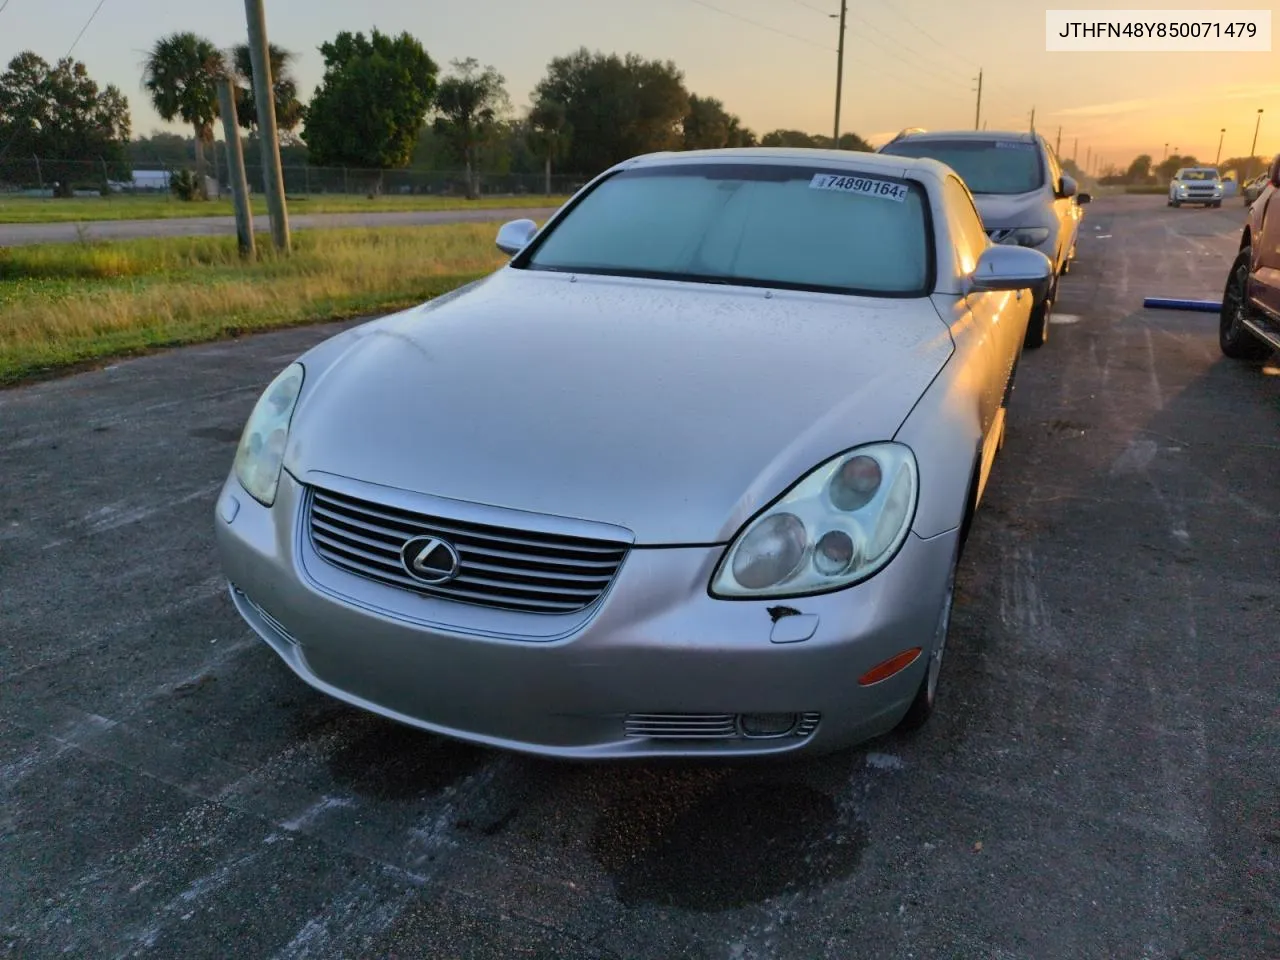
left=2, top=195, right=1277, bottom=959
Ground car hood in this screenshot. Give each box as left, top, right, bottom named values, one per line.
left=286, top=270, right=954, bottom=545
left=972, top=190, right=1051, bottom=229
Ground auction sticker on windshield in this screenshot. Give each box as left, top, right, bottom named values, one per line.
left=809, top=173, right=908, bottom=202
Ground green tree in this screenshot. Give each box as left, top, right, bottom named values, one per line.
left=727, top=117, right=758, bottom=148
left=533, top=48, right=689, bottom=174
left=681, top=95, right=756, bottom=150
left=1124, top=154, right=1153, bottom=183
left=526, top=98, right=571, bottom=194
left=231, top=43, right=303, bottom=137
left=303, top=29, right=439, bottom=173
left=760, top=129, right=821, bottom=148
left=760, top=128, right=869, bottom=151
left=682, top=95, right=730, bottom=149
left=432, top=58, right=509, bottom=199
left=0, top=52, right=131, bottom=182
left=833, top=131, right=871, bottom=152
left=1156, top=154, right=1199, bottom=181
left=142, top=32, right=224, bottom=198
left=128, top=131, right=193, bottom=165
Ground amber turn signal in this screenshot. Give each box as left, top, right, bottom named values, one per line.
left=858, top=647, right=923, bottom=686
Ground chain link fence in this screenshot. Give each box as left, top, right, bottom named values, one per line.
left=0, top=157, right=585, bottom=198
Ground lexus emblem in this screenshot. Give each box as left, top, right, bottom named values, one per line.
left=400, top=535, right=461, bottom=585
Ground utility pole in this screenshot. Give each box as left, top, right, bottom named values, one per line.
left=1073, top=138, right=1078, bottom=162
left=1163, top=142, right=1168, bottom=160
left=1056, top=126, right=1061, bottom=156
left=1029, top=107, right=1035, bottom=133
left=832, top=0, right=848, bottom=146
left=1216, top=128, right=1226, bottom=165
left=1085, top=146, right=1091, bottom=173
left=1250, top=108, right=1264, bottom=176
left=244, top=0, right=290, bottom=252
left=216, top=76, right=256, bottom=260
left=973, top=68, right=983, bottom=130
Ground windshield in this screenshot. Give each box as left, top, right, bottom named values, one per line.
left=518, top=163, right=931, bottom=296
left=878, top=139, right=1044, bottom=195
left=1178, top=169, right=1219, bottom=180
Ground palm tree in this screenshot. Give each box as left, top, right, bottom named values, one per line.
left=231, top=43, right=303, bottom=136
left=142, top=33, right=224, bottom=199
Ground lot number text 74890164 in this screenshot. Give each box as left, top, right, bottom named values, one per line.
left=809, top=173, right=908, bottom=203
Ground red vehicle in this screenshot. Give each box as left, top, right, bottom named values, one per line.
left=1221, top=153, right=1280, bottom=360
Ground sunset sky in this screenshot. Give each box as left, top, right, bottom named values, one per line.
left=3, top=0, right=1278, bottom=170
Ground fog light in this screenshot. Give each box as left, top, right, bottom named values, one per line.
left=738, top=712, right=800, bottom=738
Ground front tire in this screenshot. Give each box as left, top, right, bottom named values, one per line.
left=1023, top=280, right=1055, bottom=349
left=1220, top=248, right=1270, bottom=361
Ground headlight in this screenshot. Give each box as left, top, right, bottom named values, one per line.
left=233, top=363, right=305, bottom=507
left=711, top=443, right=919, bottom=598
left=997, top=227, right=1050, bottom=248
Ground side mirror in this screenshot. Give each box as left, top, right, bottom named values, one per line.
left=1269, top=154, right=1280, bottom=187
left=496, top=218, right=538, bottom=256
left=1056, top=174, right=1078, bottom=199
left=968, top=245, right=1053, bottom=299
left=1076, top=192, right=1092, bottom=205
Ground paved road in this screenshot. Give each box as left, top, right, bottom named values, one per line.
left=1, top=196, right=1277, bottom=959
left=0, top=206, right=561, bottom=246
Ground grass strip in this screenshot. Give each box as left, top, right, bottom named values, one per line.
left=0, top=223, right=511, bottom=385
left=0, top=193, right=568, bottom=224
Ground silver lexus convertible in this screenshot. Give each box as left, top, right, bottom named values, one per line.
left=215, top=148, right=1052, bottom=759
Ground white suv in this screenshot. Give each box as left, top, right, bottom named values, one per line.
left=1168, top=167, right=1224, bottom=208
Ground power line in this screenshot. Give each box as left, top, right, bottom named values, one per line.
left=785, top=0, right=835, bottom=14
left=66, top=0, right=110, bottom=57
left=868, top=0, right=976, bottom=71
left=847, top=12, right=967, bottom=89
left=680, top=0, right=835, bottom=51
left=0, top=0, right=13, bottom=15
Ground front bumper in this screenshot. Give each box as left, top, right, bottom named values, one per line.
left=1174, top=191, right=1221, bottom=203
left=213, top=471, right=960, bottom=760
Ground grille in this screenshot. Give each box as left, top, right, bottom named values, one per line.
left=624, top=712, right=821, bottom=740
left=305, top=486, right=629, bottom=615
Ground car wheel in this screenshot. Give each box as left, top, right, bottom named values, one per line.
left=897, top=548, right=958, bottom=732
left=1172, top=199, right=1181, bottom=207
left=1220, top=248, right=1271, bottom=361
left=1212, top=201, right=1222, bottom=208
left=1023, top=284, right=1053, bottom=349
